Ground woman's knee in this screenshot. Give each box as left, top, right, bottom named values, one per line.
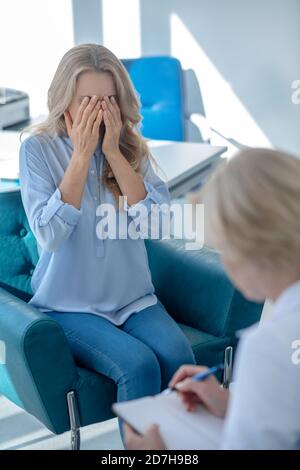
left=156, top=333, right=196, bottom=388
left=173, top=336, right=196, bottom=365
left=119, top=345, right=161, bottom=393
left=129, top=346, right=161, bottom=380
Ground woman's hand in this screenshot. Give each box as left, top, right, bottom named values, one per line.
left=124, top=423, right=167, bottom=450
left=64, top=95, right=103, bottom=162
left=169, top=365, right=229, bottom=418
left=101, top=95, right=122, bottom=159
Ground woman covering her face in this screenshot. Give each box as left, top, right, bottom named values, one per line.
left=19, top=44, right=195, bottom=442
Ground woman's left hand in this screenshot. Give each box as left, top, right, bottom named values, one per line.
left=124, top=423, right=167, bottom=450
left=101, top=95, right=122, bottom=159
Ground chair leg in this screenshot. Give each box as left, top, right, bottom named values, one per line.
left=67, top=390, right=81, bottom=450
left=222, top=346, right=233, bottom=389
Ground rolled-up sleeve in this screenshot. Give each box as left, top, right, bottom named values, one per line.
left=123, top=155, right=171, bottom=239
left=19, top=138, right=82, bottom=252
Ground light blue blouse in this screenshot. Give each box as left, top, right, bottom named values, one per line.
left=19, top=133, right=170, bottom=325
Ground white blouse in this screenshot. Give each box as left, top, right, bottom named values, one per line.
left=222, top=280, right=300, bottom=449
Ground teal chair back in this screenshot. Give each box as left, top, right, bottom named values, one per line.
left=0, top=189, right=37, bottom=301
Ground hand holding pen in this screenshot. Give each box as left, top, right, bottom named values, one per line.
left=166, top=364, right=229, bottom=418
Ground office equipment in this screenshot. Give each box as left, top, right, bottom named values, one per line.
left=113, top=391, right=224, bottom=450
left=0, top=88, right=30, bottom=130
left=149, top=140, right=226, bottom=197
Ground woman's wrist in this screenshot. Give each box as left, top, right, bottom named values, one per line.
left=104, top=148, right=122, bottom=162
left=72, top=150, right=91, bottom=166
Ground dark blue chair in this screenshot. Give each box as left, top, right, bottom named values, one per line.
left=122, top=56, right=185, bottom=141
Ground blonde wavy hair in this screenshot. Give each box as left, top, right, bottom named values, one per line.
left=20, top=43, right=151, bottom=203
left=199, top=148, right=300, bottom=271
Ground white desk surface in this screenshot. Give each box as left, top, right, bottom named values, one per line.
left=0, top=131, right=226, bottom=195
left=148, top=140, right=226, bottom=189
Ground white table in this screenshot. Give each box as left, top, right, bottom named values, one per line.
left=0, top=131, right=227, bottom=196
left=148, top=140, right=226, bottom=198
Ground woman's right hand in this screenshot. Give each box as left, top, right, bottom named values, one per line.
left=169, top=365, right=229, bottom=418
left=64, top=95, right=103, bottom=162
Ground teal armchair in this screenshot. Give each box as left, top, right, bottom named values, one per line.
left=0, top=189, right=264, bottom=449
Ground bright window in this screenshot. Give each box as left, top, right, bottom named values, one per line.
left=0, top=0, right=74, bottom=117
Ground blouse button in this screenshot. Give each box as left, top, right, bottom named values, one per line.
left=91, top=170, right=95, bottom=175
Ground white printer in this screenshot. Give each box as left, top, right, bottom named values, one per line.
left=0, top=87, right=30, bottom=130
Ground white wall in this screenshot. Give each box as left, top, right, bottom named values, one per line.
left=0, top=0, right=74, bottom=117
left=21, top=0, right=299, bottom=154
left=139, top=0, right=300, bottom=154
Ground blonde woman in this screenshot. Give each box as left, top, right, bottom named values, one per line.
left=125, top=148, right=300, bottom=450
left=19, top=44, right=195, bottom=437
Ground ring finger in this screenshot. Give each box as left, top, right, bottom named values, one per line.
left=102, top=98, right=118, bottom=127
left=86, top=100, right=101, bottom=131
left=81, top=95, right=100, bottom=128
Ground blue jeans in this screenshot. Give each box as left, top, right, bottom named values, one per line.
left=46, top=301, right=196, bottom=438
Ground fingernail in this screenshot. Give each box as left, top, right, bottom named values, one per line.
left=175, top=381, right=184, bottom=390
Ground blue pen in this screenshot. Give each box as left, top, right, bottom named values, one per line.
left=163, top=363, right=224, bottom=395
left=190, top=363, right=224, bottom=383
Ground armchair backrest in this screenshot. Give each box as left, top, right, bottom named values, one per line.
left=0, top=190, right=37, bottom=301
left=122, top=56, right=185, bottom=141
left=145, top=239, right=264, bottom=339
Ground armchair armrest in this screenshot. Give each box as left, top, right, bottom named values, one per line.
left=0, top=288, right=79, bottom=434
left=145, top=239, right=263, bottom=338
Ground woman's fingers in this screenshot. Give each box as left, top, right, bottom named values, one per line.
left=124, top=423, right=143, bottom=449
left=73, top=96, right=90, bottom=127
left=103, top=108, right=113, bottom=129
left=106, top=95, right=120, bottom=115
left=92, top=108, right=103, bottom=135
left=180, top=390, right=203, bottom=410
left=81, top=95, right=100, bottom=128
left=63, top=110, right=73, bottom=137
left=176, top=375, right=225, bottom=417
left=102, top=99, right=116, bottom=127
left=103, top=96, right=121, bottom=127
left=169, top=365, right=207, bottom=388
left=87, top=100, right=101, bottom=131
left=110, top=95, right=121, bottom=114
